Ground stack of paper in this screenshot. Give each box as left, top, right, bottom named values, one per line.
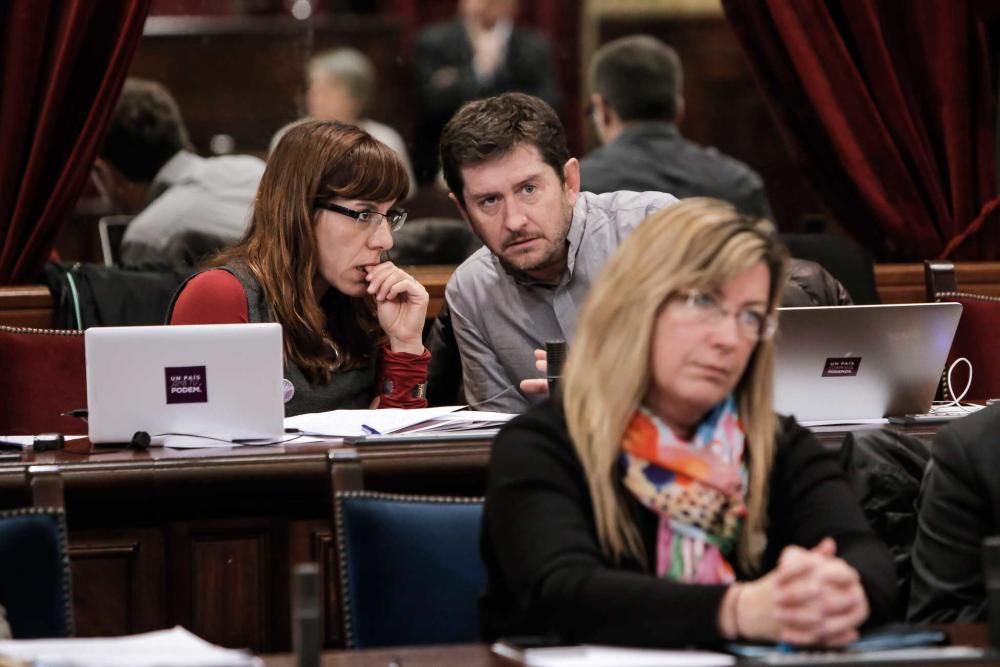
left=283, top=405, right=465, bottom=438
left=397, top=410, right=516, bottom=434
left=0, top=626, right=260, bottom=667
left=283, top=406, right=517, bottom=440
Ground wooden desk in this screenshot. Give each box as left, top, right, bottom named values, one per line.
left=261, top=625, right=994, bottom=666
left=0, top=422, right=941, bottom=653
left=0, top=438, right=490, bottom=653
left=264, top=644, right=498, bottom=666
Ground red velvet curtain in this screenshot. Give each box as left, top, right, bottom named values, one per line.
left=0, top=0, right=150, bottom=285
left=722, top=0, right=999, bottom=261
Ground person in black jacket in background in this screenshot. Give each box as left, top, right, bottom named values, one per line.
left=908, top=404, right=1000, bottom=622
left=480, top=198, right=895, bottom=647
left=411, top=0, right=556, bottom=183
left=580, top=35, right=771, bottom=219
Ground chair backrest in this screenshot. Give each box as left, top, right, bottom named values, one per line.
left=924, top=260, right=1000, bottom=401
left=0, top=326, right=86, bottom=435
left=0, top=507, right=74, bottom=638
left=334, top=491, right=485, bottom=649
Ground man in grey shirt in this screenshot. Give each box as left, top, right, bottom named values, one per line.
left=439, top=92, right=677, bottom=412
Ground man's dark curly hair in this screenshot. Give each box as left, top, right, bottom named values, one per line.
left=439, top=92, right=569, bottom=205
left=98, top=78, right=193, bottom=182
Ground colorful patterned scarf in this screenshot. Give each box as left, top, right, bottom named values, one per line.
left=621, top=396, right=748, bottom=583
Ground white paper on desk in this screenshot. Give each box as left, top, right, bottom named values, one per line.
left=155, top=434, right=300, bottom=449
left=507, top=644, right=734, bottom=667
left=0, top=625, right=261, bottom=667
left=798, top=418, right=889, bottom=427
left=283, top=405, right=464, bottom=437
left=154, top=434, right=237, bottom=449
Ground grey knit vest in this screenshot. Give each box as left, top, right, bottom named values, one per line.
left=167, top=263, right=375, bottom=416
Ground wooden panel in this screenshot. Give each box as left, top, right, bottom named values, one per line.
left=875, top=262, right=1000, bottom=304
left=13, top=260, right=1000, bottom=323
left=0, top=267, right=453, bottom=330
left=170, top=519, right=285, bottom=651
left=70, top=531, right=167, bottom=637
left=0, top=286, right=53, bottom=328
left=289, top=520, right=340, bottom=648
left=129, top=16, right=407, bottom=156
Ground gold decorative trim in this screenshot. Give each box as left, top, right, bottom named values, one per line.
left=0, top=325, right=82, bottom=336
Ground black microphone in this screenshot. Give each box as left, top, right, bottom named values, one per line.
left=545, top=339, right=567, bottom=396
left=292, top=563, right=321, bottom=667
left=985, top=536, right=1000, bottom=648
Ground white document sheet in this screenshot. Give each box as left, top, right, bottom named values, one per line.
left=283, top=405, right=464, bottom=437
left=492, top=643, right=734, bottom=667
left=0, top=626, right=260, bottom=667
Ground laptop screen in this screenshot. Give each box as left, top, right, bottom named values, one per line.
left=773, top=302, right=962, bottom=422
left=85, top=323, right=284, bottom=444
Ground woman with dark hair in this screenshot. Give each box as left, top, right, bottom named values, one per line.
left=168, top=120, right=429, bottom=416
left=481, top=198, right=894, bottom=648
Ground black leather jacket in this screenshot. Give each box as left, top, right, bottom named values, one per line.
left=782, top=258, right=854, bottom=306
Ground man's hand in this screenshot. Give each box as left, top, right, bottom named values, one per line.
left=519, top=348, right=549, bottom=395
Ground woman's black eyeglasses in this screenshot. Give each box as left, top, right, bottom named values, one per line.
left=317, top=202, right=407, bottom=232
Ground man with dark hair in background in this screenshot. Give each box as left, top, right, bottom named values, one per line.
left=412, top=0, right=557, bottom=184
left=581, top=35, right=773, bottom=219
left=94, top=78, right=265, bottom=268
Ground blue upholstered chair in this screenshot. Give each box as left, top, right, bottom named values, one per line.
left=0, top=507, right=73, bottom=637
left=334, top=491, right=485, bottom=649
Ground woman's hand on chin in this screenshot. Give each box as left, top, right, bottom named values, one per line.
left=367, top=261, right=429, bottom=354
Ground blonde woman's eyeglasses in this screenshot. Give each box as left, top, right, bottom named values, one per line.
left=671, top=289, right=777, bottom=342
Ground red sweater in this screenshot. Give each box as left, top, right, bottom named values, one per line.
left=171, top=270, right=430, bottom=409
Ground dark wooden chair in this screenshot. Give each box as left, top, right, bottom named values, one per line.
left=924, top=260, right=1000, bottom=401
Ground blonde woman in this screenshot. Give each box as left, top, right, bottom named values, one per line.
left=480, top=198, right=894, bottom=647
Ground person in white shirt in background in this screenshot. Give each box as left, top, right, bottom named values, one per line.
left=94, top=78, right=266, bottom=269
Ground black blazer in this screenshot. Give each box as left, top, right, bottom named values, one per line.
left=908, top=404, right=1000, bottom=622
left=413, top=18, right=558, bottom=121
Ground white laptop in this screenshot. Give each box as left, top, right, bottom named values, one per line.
left=85, top=323, right=285, bottom=444
left=773, top=303, right=962, bottom=422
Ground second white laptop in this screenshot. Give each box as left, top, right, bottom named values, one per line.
left=85, top=323, right=285, bottom=444
left=773, top=302, right=962, bottom=422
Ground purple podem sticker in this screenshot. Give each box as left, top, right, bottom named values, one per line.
left=165, top=365, right=208, bottom=404
left=822, top=357, right=861, bottom=377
